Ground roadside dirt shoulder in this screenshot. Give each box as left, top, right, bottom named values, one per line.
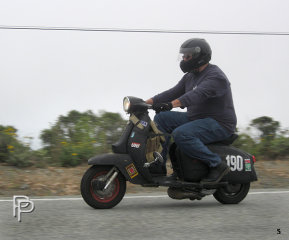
left=0, top=160, right=288, bottom=197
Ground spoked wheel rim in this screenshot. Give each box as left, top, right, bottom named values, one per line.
left=90, top=171, right=120, bottom=203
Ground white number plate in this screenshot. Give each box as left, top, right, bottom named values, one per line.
left=226, top=155, right=252, bottom=172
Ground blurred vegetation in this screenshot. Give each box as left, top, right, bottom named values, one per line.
left=0, top=114, right=288, bottom=168
left=40, top=110, right=127, bottom=166
left=233, top=116, right=289, bottom=160
left=0, top=126, right=43, bottom=167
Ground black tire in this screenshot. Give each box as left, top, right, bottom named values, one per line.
left=213, top=183, right=250, bottom=204
left=81, top=165, right=126, bottom=209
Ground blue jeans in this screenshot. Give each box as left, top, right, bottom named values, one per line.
left=154, top=111, right=231, bottom=167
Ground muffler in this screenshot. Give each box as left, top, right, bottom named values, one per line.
left=167, top=187, right=203, bottom=200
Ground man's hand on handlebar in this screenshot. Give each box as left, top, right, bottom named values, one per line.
left=152, top=102, right=173, bottom=113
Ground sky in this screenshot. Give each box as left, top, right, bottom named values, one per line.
left=0, top=0, right=289, bottom=149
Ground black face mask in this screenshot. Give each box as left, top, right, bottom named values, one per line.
left=180, top=55, right=210, bottom=73
left=180, top=59, right=198, bottom=73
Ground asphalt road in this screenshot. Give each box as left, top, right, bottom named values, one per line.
left=0, top=189, right=289, bottom=240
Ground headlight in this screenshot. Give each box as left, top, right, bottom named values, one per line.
left=123, top=97, right=131, bottom=112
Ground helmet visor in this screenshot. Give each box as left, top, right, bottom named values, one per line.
left=179, top=46, right=201, bottom=60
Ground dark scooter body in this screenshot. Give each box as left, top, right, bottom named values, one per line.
left=81, top=97, right=257, bottom=209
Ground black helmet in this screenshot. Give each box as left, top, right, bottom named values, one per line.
left=179, top=38, right=212, bottom=73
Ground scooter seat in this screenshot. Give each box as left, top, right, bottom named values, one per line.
left=211, top=133, right=238, bottom=145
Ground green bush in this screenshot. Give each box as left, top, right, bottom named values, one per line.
left=233, top=116, right=289, bottom=160
left=0, top=125, right=34, bottom=167
left=269, top=136, right=289, bottom=159
left=40, top=110, right=127, bottom=167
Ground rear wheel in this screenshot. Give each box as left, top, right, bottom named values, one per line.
left=81, top=165, right=126, bottom=209
left=213, top=183, right=250, bottom=204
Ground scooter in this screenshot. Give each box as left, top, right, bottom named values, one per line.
left=81, top=96, right=257, bottom=209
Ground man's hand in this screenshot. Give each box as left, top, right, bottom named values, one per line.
left=152, top=102, right=173, bottom=113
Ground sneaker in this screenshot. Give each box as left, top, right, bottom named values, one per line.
left=201, top=161, right=230, bottom=184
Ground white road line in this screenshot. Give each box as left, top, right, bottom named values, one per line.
left=124, top=195, right=168, bottom=199
left=248, top=190, right=289, bottom=195
left=0, top=190, right=289, bottom=202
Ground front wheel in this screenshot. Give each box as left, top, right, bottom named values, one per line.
left=213, top=183, right=250, bottom=204
left=81, top=165, right=126, bottom=209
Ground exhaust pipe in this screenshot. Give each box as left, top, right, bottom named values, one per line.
left=167, top=187, right=204, bottom=200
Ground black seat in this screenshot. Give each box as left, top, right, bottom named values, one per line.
left=211, top=133, right=238, bottom=145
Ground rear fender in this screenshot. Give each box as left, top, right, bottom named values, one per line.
left=88, top=153, right=147, bottom=184
left=208, top=145, right=258, bottom=184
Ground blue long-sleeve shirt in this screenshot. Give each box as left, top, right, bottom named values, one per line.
left=152, top=64, right=237, bottom=134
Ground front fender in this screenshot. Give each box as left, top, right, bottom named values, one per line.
left=88, top=153, right=147, bottom=184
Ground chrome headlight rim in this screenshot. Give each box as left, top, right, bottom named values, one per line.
left=123, top=97, right=131, bottom=113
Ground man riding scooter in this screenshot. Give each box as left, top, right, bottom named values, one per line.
left=80, top=38, right=256, bottom=209
left=146, top=38, right=237, bottom=184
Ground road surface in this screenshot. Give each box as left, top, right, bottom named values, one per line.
left=0, top=189, right=288, bottom=240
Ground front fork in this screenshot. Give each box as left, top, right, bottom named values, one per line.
left=92, top=166, right=119, bottom=190
left=104, top=167, right=119, bottom=190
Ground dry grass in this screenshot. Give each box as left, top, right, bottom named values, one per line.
left=0, top=160, right=288, bottom=197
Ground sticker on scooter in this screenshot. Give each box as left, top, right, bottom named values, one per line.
left=140, top=121, right=148, bottom=127
left=131, top=142, right=140, bottom=148
left=125, top=163, right=139, bottom=178
left=226, top=155, right=244, bottom=171
left=244, top=159, right=252, bottom=171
